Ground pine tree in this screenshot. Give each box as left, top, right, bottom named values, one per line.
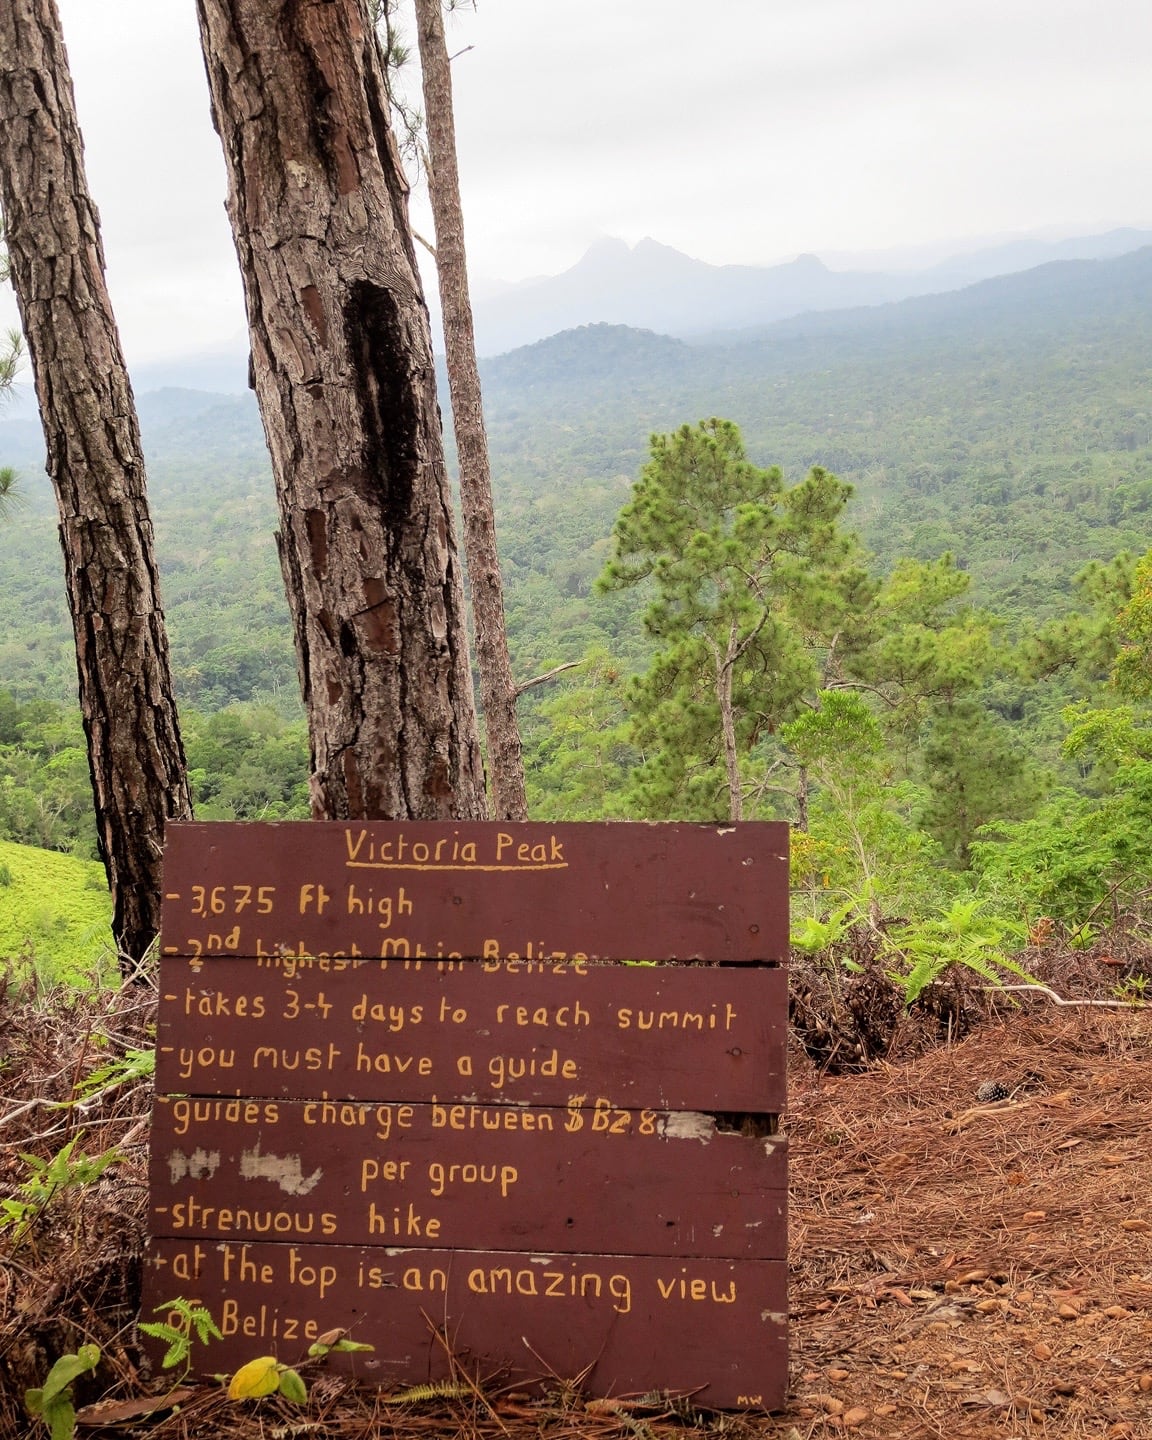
left=598, top=419, right=862, bottom=821
left=195, top=0, right=486, bottom=821
left=413, top=0, right=525, bottom=819
left=0, top=0, right=193, bottom=967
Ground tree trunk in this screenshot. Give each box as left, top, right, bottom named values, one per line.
left=795, top=764, right=809, bottom=832
left=713, top=624, right=743, bottom=822
left=413, top=0, right=526, bottom=821
left=195, top=0, right=486, bottom=821
left=0, top=0, right=193, bottom=969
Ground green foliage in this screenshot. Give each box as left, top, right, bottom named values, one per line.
left=226, top=1355, right=292, bottom=1401
left=69, top=1047, right=155, bottom=1105
left=782, top=692, right=948, bottom=917
left=598, top=419, right=866, bottom=819
left=221, top=1332, right=373, bottom=1405
left=918, top=700, right=1043, bottom=866
left=1062, top=701, right=1152, bottom=767
left=141, top=1303, right=372, bottom=1402
left=25, top=1343, right=99, bottom=1440
left=1114, top=974, right=1149, bottom=1005
left=1112, top=546, right=1152, bottom=698
left=0, top=1139, right=122, bottom=1244
left=974, top=552, right=1152, bottom=924
left=790, top=893, right=866, bottom=966
left=888, top=901, right=1030, bottom=1005
left=381, top=1380, right=473, bottom=1405
left=0, top=838, right=113, bottom=982
left=139, top=1297, right=224, bottom=1379
left=0, top=694, right=97, bottom=857
left=973, top=762, right=1152, bottom=922
left=307, top=1332, right=374, bottom=1358
left=183, top=704, right=309, bottom=820
left=0, top=691, right=309, bottom=851
left=0, top=463, right=23, bottom=520
left=828, top=554, right=1042, bottom=862
left=524, top=650, right=638, bottom=818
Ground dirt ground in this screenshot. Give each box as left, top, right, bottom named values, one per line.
left=786, top=1003, right=1152, bottom=1439
left=1, top=960, right=1150, bottom=1440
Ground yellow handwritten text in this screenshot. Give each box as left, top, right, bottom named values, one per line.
left=162, top=1197, right=338, bottom=1238
left=467, top=1262, right=631, bottom=1314
left=219, top=1300, right=320, bottom=1343
left=487, top=1049, right=577, bottom=1090
left=615, top=1003, right=738, bottom=1031
left=430, top=1101, right=554, bottom=1132
left=169, top=1098, right=280, bottom=1135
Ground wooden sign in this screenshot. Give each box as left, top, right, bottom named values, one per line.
left=149, top=1095, right=788, bottom=1258
left=155, top=956, right=787, bottom=1110
left=143, top=821, right=789, bottom=1410
left=148, top=1238, right=786, bottom=1408
left=159, top=821, right=790, bottom=963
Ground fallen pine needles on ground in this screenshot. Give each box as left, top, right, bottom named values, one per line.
left=1, top=946, right=1151, bottom=1438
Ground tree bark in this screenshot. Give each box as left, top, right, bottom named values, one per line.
left=413, top=0, right=526, bottom=820
left=712, top=624, right=743, bottom=822
left=195, top=0, right=486, bottom=821
left=0, top=0, right=193, bottom=968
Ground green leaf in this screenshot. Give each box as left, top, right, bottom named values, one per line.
left=277, top=1368, right=308, bottom=1404
left=137, top=1322, right=183, bottom=1345
left=46, top=1395, right=77, bottom=1440
left=190, top=1308, right=223, bottom=1344
left=41, top=1345, right=100, bottom=1407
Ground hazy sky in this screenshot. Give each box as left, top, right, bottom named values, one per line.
left=4, top=0, right=1150, bottom=363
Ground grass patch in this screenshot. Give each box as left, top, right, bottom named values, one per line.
left=0, top=838, right=114, bottom=984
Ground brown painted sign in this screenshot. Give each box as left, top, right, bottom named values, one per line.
left=145, top=1239, right=787, bottom=1409
left=159, top=821, right=790, bottom=963
left=143, top=821, right=789, bottom=1409
left=156, top=956, right=787, bottom=1111
left=149, top=1096, right=787, bottom=1259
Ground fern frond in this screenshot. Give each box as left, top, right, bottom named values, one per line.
left=381, top=1380, right=471, bottom=1405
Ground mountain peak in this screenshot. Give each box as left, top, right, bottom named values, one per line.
left=634, top=236, right=688, bottom=258
left=578, top=236, right=632, bottom=268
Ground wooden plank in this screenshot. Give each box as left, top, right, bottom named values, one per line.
left=141, top=1239, right=787, bottom=1409
left=159, top=821, right=790, bottom=964
left=156, top=957, right=787, bottom=1112
left=148, top=1096, right=787, bottom=1259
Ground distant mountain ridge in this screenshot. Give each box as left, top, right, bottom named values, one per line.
left=30, top=224, right=1144, bottom=393
left=4, top=242, right=1151, bottom=476
left=465, top=227, right=1152, bottom=355
left=479, top=245, right=1152, bottom=394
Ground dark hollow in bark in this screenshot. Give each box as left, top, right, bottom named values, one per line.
left=196, top=0, right=486, bottom=822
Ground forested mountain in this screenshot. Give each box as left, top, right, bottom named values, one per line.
left=1, top=240, right=1150, bottom=941
left=487, top=246, right=1152, bottom=639
left=1, top=245, right=1149, bottom=710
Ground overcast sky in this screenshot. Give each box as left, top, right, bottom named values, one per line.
left=4, top=0, right=1151, bottom=363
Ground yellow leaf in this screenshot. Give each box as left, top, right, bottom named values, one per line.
left=227, top=1356, right=281, bottom=1400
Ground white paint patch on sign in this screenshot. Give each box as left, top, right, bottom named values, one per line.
left=239, top=1144, right=322, bottom=1195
